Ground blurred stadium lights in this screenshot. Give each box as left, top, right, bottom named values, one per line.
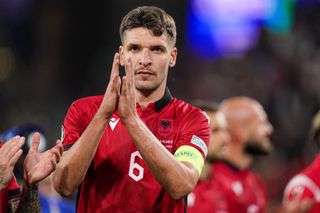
left=187, top=0, right=296, bottom=59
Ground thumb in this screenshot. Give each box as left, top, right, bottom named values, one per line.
left=31, top=132, right=41, bottom=152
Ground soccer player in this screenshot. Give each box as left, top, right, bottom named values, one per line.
left=53, top=6, right=210, bottom=213
left=282, top=110, right=320, bottom=213
left=187, top=101, right=230, bottom=212
left=0, top=133, right=63, bottom=212
left=190, top=97, right=273, bottom=213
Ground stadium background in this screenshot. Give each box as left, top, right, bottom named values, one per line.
left=0, top=0, right=320, bottom=208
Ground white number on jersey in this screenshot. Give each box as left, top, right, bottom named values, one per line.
left=128, top=151, right=144, bottom=181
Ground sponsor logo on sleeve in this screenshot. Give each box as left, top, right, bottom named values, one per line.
left=191, top=135, right=208, bottom=156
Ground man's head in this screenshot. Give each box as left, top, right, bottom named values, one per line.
left=193, top=101, right=230, bottom=161
left=119, top=6, right=177, bottom=94
left=220, top=97, right=273, bottom=156
left=311, top=110, right=320, bottom=148
left=120, top=6, right=177, bottom=47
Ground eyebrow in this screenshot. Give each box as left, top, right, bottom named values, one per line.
left=126, top=43, right=167, bottom=49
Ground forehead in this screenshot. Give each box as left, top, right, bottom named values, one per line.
left=122, top=27, right=171, bottom=47
left=252, top=104, right=268, bottom=123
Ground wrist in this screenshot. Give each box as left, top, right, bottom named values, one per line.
left=121, top=114, right=139, bottom=126
left=95, top=109, right=112, bottom=122
left=23, top=182, right=38, bottom=201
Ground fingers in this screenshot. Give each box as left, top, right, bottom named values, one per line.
left=56, top=140, right=64, bottom=157
left=111, top=53, right=120, bottom=78
left=48, top=140, right=64, bottom=164
left=30, top=132, right=41, bottom=152
left=122, top=57, right=134, bottom=97
left=2, top=136, right=25, bottom=159
left=8, top=149, right=23, bottom=167
left=121, top=76, right=127, bottom=96
left=125, top=57, right=134, bottom=87
left=109, top=53, right=120, bottom=92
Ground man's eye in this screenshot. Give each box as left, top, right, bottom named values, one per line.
left=152, top=47, right=164, bottom=53
left=129, top=46, right=139, bottom=52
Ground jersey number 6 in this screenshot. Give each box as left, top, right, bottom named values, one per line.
left=129, top=151, right=144, bottom=181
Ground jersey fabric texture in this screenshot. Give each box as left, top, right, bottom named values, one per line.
left=283, top=154, right=320, bottom=213
left=188, top=160, right=267, bottom=213
left=62, top=89, right=210, bottom=213
left=0, top=141, right=21, bottom=212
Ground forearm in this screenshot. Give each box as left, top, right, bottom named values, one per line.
left=53, top=112, right=109, bottom=196
left=15, top=184, right=40, bottom=213
left=124, top=116, right=199, bottom=200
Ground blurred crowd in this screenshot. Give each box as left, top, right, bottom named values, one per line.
left=0, top=0, right=320, bottom=210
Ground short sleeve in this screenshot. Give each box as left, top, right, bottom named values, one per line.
left=283, top=175, right=319, bottom=204
left=174, top=108, right=210, bottom=159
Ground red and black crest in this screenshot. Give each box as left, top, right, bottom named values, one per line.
left=158, top=119, right=174, bottom=137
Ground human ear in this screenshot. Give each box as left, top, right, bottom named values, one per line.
left=169, top=47, right=177, bottom=67
left=119, top=46, right=125, bottom=66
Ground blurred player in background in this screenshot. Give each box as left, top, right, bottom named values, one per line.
left=189, top=97, right=273, bottom=213
left=0, top=132, right=63, bottom=212
left=187, top=101, right=230, bottom=212
left=282, top=110, right=320, bottom=213
left=53, top=6, right=210, bottom=213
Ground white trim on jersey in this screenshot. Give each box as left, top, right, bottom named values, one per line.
left=283, top=174, right=320, bottom=203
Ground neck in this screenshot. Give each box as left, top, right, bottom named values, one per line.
left=224, top=142, right=252, bottom=170
left=136, top=85, right=166, bottom=110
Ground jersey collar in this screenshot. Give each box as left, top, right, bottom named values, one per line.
left=154, top=87, right=173, bottom=111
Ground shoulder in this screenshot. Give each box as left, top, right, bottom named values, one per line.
left=71, top=95, right=103, bottom=108
left=171, top=99, right=210, bottom=123
left=68, top=95, right=103, bottom=114
left=284, top=174, right=320, bottom=202
left=64, top=95, right=103, bottom=121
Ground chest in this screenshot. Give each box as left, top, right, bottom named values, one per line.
left=92, top=113, right=180, bottom=173
left=218, top=172, right=266, bottom=212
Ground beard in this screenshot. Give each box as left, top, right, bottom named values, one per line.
left=244, top=140, right=272, bottom=156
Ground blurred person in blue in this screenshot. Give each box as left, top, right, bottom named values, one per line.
left=0, top=131, right=63, bottom=212
left=38, top=174, right=76, bottom=213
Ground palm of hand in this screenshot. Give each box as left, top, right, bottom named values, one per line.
left=24, top=148, right=55, bottom=186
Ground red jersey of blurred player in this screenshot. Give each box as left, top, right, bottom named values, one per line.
left=62, top=92, right=210, bottom=212
left=189, top=161, right=266, bottom=213
left=283, top=111, right=320, bottom=213
left=0, top=141, right=21, bottom=212
left=188, top=97, right=273, bottom=213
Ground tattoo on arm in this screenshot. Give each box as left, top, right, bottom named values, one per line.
left=9, top=197, right=20, bottom=213
left=15, top=184, right=40, bottom=213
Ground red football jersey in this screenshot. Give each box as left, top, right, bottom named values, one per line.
left=283, top=154, right=320, bottom=213
left=188, top=161, right=267, bottom=213
left=62, top=89, right=210, bottom=213
left=0, top=141, right=21, bottom=212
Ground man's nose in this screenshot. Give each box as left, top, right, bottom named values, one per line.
left=139, top=49, right=152, bottom=67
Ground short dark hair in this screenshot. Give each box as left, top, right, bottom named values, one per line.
left=119, top=6, right=177, bottom=46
